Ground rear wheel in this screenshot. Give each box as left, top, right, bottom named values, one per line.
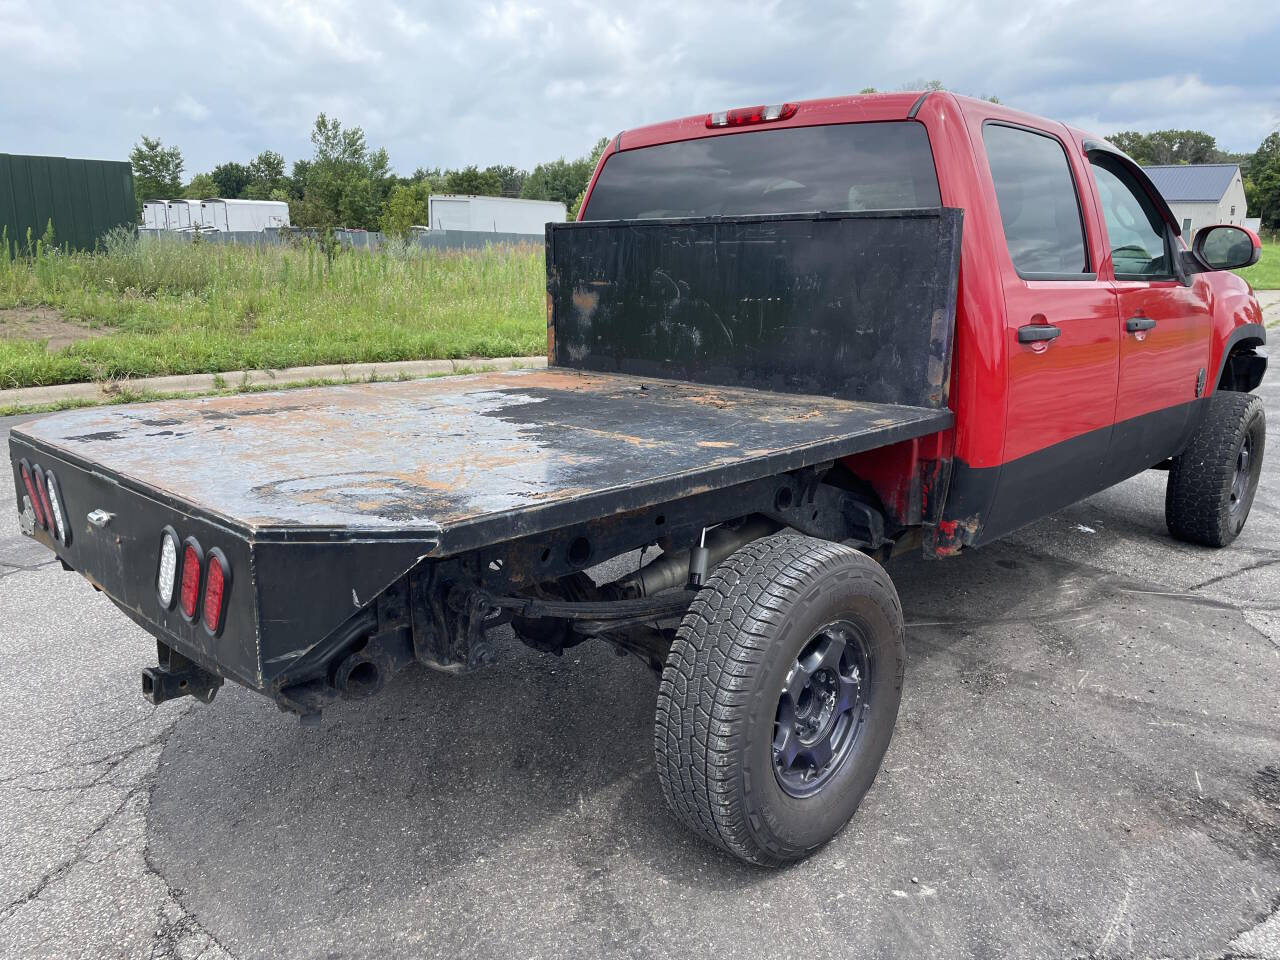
left=654, top=534, right=905, bottom=866
left=1166, top=391, right=1266, bottom=547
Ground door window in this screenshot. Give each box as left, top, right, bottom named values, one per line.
left=982, top=123, right=1089, bottom=278
left=1089, top=156, right=1174, bottom=280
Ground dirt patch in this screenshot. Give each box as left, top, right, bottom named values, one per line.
left=0, top=307, right=106, bottom=351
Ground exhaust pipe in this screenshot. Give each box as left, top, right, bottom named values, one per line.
left=613, top=516, right=780, bottom=598
left=332, top=650, right=386, bottom=700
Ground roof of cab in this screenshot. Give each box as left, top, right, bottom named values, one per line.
left=617, top=92, right=928, bottom=152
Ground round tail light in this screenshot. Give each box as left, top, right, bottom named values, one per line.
left=179, top=538, right=204, bottom=622
left=156, top=527, right=180, bottom=609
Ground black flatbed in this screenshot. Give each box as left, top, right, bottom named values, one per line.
left=13, top=368, right=951, bottom=555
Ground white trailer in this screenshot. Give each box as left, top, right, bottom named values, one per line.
left=199, top=199, right=290, bottom=233
left=427, top=195, right=566, bottom=235
left=164, top=200, right=203, bottom=231
left=141, top=201, right=171, bottom=230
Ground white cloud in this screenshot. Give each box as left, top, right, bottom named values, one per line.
left=0, top=0, right=1277, bottom=175
left=174, top=95, right=210, bottom=122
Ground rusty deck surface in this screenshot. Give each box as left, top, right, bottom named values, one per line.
left=12, top=369, right=951, bottom=551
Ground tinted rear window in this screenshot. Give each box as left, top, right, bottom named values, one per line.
left=582, top=122, right=941, bottom=220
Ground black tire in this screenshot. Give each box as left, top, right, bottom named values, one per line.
left=654, top=534, right=905, bottom=866
left=1166, top=391, right=1266, bottom=548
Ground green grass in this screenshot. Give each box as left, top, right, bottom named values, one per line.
left=1235, top=234, right=1280, bottom=291
left=0, top=231, right=546, bottom=390
left=0, top=364, right=505, bottom=417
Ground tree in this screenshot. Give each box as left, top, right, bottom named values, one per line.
left=443, top=164, right=503, bottom=196
left=1106, top=131, right=1151, bottom=160
left=246, top=150, right=286, bottom=199
left=182, top=172, right=216, bottom=199
left=380, top=181, right=432, bottom=235
left=523, top=137, right=609, bottom=210
left=129, top=135, right=184, bottom=213
left=291, top=113, right=393, bottom=230
left=485, top=164, right=527, bottom=197
left=211, top=161, right=250, bottom=199
left=1105, top=129, right=1222, bottom=165
left=1246, top=132, right=1280, bottom=229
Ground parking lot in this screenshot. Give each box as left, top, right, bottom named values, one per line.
left=2, top=369, right=1278, bottom=959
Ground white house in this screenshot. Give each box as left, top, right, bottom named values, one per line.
left=1142, top=164, right=1247, bottom=243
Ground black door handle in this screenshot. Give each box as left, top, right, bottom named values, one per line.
left=1017, top=323, right=1061, bottom=344
left=1126, top=316, right=1157, bottom=333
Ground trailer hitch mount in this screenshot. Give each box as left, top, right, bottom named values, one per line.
left=142, top=642, right=224, bottom=706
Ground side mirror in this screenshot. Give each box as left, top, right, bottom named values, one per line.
left=1191, top=224, right=1261, bottom=272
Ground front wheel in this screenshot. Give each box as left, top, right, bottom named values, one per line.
left=654, top=534, right=905, bottom=866
left=1166, top=391, right=1266, bottom=548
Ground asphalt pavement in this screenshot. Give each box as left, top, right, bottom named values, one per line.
left=1, top=375, right=1278, bottom=959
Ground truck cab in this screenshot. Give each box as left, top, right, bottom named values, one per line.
left=578, top=92, right=1267, bottom=551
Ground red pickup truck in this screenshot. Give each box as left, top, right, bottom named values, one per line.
left=9, top=91, right=1266, bottom=867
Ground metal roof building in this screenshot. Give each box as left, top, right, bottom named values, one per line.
left=1142, top=164, right=1247, bottom=241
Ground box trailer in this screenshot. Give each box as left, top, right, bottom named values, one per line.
left=199, top=199, right=290, bottom=233
left=164, top=200, right=203, bottom=231
left=141, top=201, right=170, bottom=230
left=427, top=195, right=566, bottom=235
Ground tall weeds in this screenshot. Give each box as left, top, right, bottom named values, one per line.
left=0, top=232, right=545, bottom=388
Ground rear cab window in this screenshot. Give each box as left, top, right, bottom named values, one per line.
left=581, top=122, right=941, bottom=220
left=982, top=123, right=1091, bottom=279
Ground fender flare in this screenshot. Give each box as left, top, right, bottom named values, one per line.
left=1214, top=322, right=1267, bottom=391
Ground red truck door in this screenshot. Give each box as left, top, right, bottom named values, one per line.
left=974, top=120, right=1120, bottom=540
left=1084, top=152, right=1214, bottom=483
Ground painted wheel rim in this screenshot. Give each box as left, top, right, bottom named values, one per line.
left=772, top=619, right=872, bottom=798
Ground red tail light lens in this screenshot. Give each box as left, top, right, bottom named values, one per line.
left=32, top=466, right=54, bottom=532
left=202, top=548, right=231, bottom=636
left=18, top=459, right=47, bottom=529
left=706, top=102, right=798, bottom=128
left=179, top=538, right=204, bottom=621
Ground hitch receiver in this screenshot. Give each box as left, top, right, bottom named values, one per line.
left=142, top=641, right=224, bottom=706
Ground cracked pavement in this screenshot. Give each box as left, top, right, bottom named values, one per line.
left=2, top=369, right=1279, bottom=959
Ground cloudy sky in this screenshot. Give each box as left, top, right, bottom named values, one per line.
left=2, top=0, right=1278, bottom=177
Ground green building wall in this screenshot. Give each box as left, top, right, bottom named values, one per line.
left=0, top=152, right=135, bottom=254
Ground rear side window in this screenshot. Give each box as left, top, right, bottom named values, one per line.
left=582, top=122, right=941, bottom=220
left=982, top=124, right=1089, bottom=277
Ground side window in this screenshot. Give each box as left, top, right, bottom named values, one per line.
left=1089, top=156, right=1173, bottom=280
left=982, top=123, right=1089, bottom=277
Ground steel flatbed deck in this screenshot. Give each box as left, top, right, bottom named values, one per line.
left=12, top=368, right=951, bottom=554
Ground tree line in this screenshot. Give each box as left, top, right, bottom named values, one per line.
left=1104, top=128, right=1280, bottom=228
left=129, top=114, right=608, bottom=234
left=130, top=111, right=1280, bottom=235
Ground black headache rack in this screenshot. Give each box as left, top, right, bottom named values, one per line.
left=8, top=207, right=962, bottom=718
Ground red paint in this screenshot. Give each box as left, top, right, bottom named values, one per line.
left=579, top=92, right=1266, bottom=544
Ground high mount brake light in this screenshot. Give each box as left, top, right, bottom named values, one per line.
left=706, top=102, right=798, bottom=128
left=179, top=538, right=204, bottom=622
left=202, top=548, right=231, bottom=636
left=18, top=459, right=46, bottom=529
left=157, top=527, right=180, bottom=609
